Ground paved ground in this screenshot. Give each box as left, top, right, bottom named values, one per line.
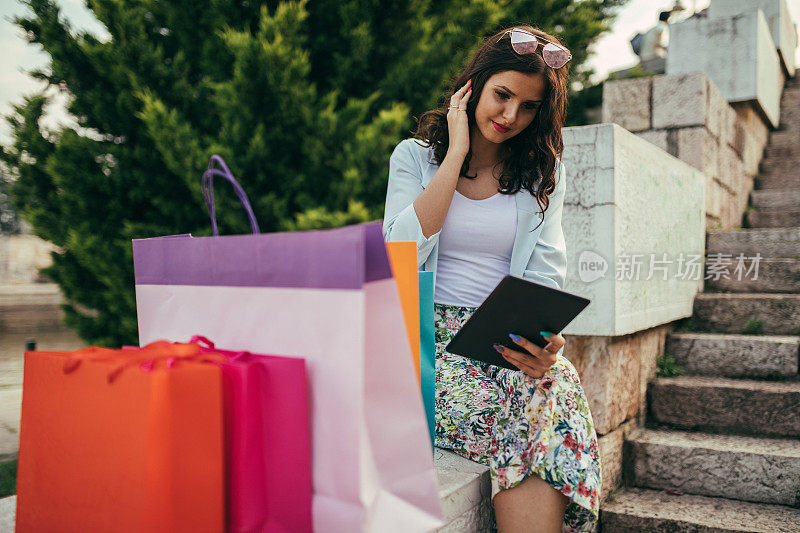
left=0, top=332, right=84, bottom=459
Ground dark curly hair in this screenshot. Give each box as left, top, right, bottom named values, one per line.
left=412, top=25, right=570, bottom=227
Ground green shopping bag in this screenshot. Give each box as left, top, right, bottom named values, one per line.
left=419, top=271, right=435, bottom=446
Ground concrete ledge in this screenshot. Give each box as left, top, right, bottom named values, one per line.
left=1, top=453, right=496, bottom=532
left=0, top=495, right=13, bottom=532
left=434, top=448, right=494, bottom=531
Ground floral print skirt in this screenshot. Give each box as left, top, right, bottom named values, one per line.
left=433, top=303, right=602, bottom=533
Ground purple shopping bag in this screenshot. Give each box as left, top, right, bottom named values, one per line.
left=131, top=156, right=443, bottom=532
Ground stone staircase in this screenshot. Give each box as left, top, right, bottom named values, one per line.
left=601, top=76, right=800, bottom=530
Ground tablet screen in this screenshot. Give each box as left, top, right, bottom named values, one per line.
left=444, top=275, right=590, bottom=370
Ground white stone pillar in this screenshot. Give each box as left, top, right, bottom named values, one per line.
left=560, top=124, right=706, bottom=337
left=666, top=8, right=784, bottom=128
left=707, top=0, right=797, bottom=77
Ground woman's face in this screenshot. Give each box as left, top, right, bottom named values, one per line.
left=473, top=70, right=547, bottom=143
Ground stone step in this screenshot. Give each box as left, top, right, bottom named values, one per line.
left=434, top=448, right=494, bottom=531
left=760, top=157, right=800, bottom=176
left=764, top=144, right=800, bottom=159
left=692, top=293, right=800, bottom=335
left=625, top=428, right=800, bottom=506
left=601, top=486, right=800, bottom=532
left=755, top=174, right=800, bottom=190
left=746, top=208, right=800, bottom=228
left=647, top=376, right=800, bottom=438
left=768, top=130, right=800, bottom=149
left=665, top=332, right=799, bottom=379
left=706, top=227, right=800, bottom=258
left=704, top=258, right=800, bottom=293
left=751, top=189, right=800, bottom=208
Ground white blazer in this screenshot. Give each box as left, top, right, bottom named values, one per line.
left=382, top=138, right=568, bottom=291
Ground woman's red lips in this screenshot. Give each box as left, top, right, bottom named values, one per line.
left=492, top=121, right=510, bottom=133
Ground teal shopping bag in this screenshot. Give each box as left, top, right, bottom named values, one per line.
left=419, top=271, right=435, bottom=446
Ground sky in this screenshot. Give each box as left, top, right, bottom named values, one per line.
left=1, top=0, right=799, bottom=145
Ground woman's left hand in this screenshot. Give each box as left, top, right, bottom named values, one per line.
left=493, top=332, right=565, bottom=379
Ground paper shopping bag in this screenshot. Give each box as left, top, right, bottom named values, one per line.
left=187, top=336, right=312, bottom=533
left=15, top=344, right=225, bottom=533
left=385, top=241, right=421, bottom=383
left=131, top=155, right=443, bottom=532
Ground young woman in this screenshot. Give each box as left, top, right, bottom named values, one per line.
left=382, top=25, right=601, bottom=532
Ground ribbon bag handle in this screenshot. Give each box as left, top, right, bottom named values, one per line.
left=201, top=155, right=260, bottom=236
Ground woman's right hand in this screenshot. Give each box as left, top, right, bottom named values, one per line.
left=446, top=79, right=472, bottom=160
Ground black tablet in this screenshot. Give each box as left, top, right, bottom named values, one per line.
left=444, top=275, right=591, bottom=371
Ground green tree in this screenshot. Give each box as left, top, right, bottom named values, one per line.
left=1, top=0, right=626, bottom=346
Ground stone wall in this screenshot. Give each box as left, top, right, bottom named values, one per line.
left=602, top=72, right=770, bottom=231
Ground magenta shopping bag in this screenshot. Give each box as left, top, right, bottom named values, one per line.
left=201, top=337, right=312, bottom=533
left=131, top=156, right=442, bottom=532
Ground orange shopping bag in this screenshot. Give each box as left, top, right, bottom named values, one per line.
left=385, top=241, right=420, bottom=382
left=15, top=344, right=225, bottom=533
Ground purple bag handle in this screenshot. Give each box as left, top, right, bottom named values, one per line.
left=201, top=155, right=260, bottom=235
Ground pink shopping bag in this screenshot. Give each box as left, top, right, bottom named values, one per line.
left=131, top=156, right=442, bottom=532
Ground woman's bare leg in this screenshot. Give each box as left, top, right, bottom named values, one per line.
left=493, top=473, right=569, bottom=533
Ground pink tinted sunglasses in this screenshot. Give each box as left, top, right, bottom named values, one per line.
left=499, top=28, right=572, bottom=69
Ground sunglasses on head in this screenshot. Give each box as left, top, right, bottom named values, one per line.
left=499, top=28, right=572, bottom=69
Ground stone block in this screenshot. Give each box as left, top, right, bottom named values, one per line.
left=717, top=143, right=745, bottom=194
left=705, top=78, right=729, bottom=140
left=596, top=418, right=638, bottom=503
left=732, top=102, right=770, bottom=150
left=568, top=336, right=638, bottom=436
left=633, top=130, right=668, bottom=153
left=741, top=129, right=761, bottom=177
left=561, top=124, right=706, bottom=336
left=667, top=9, right=784, bottom=128
left=567, top=326, right=667, bottom=436
left=708, top=0, right=797, bottom=77
left=652, top=72, right=707, bottom=130
left=676, top=126, right=719, bottom=179
left=720, top=103, right=739, bottom=150
left=601, top=78, right=652, bottom=132
left=705, top=176, right=723, bottom=221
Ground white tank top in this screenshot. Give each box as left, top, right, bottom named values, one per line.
left=434, top=189, right=517, bottom=307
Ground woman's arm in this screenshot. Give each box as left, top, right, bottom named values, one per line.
left=382, top=139, right=465, bottom=268
left=522, top=160, right=568, bottom=290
